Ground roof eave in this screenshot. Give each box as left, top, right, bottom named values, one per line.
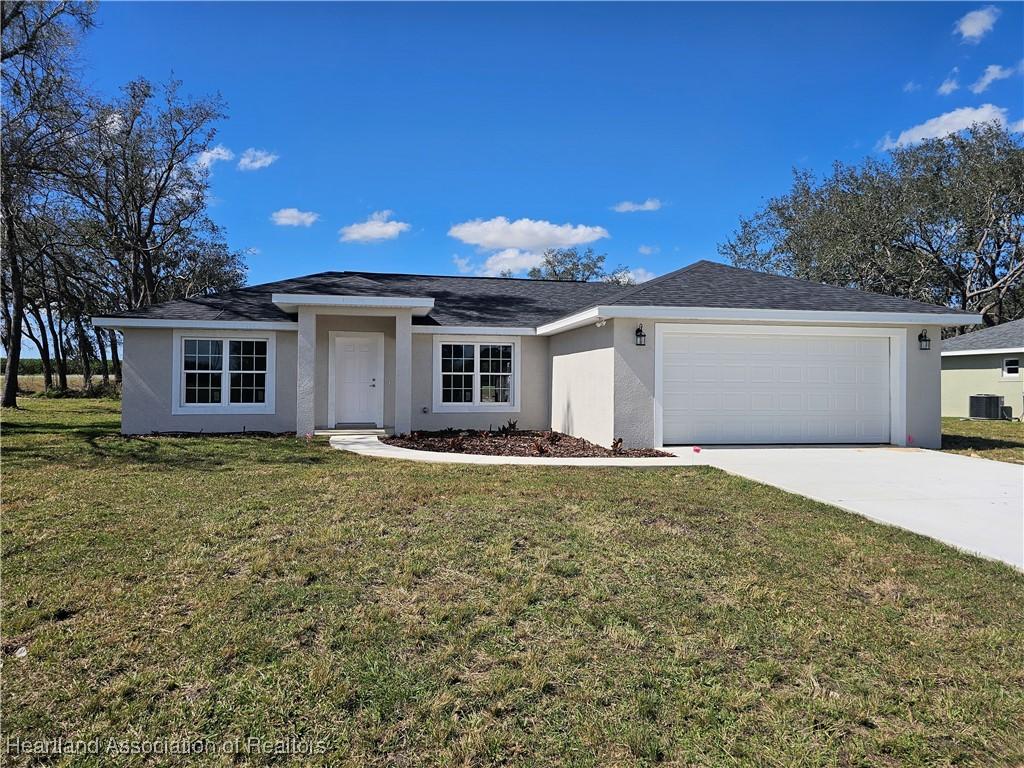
left=92, top=317, right=299, bottom=331
left=271, top=293, right=434, bottom=315
left=536, top=305, right=982, bottom=336
left=941, top=346, right=1024, bottom=357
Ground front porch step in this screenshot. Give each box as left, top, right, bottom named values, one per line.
left=313, top=427, right=391, bottom=437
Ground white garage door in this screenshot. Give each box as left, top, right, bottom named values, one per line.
left=660, top=330, right=891, bottom=445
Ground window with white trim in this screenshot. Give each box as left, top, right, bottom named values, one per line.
left=434, top=338, right=519, bottom=411
left=1003, top=357, right=1020, bottom=379
left=228, top=339, right=268, bottom=403
left=174, top=332, right=275, bottom=414
left=183, top=339, right=223, bottom=404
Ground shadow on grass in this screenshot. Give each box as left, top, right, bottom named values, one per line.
left=4, top=420, right=331, bottom=471
left=942, top=434, right=1024, bottom=452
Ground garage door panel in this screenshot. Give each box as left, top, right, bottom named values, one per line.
left=661, top=330, right=891, bottom=445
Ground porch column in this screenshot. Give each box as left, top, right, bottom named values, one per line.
left=296, top=307, right=316, bottom=435
left=394, top=311, right=412, bottom=434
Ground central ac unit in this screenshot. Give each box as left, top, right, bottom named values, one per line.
left=969, top=394, right=1004, bottom=420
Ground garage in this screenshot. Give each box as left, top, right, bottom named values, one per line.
left=657, top=326, right=893, bottom=445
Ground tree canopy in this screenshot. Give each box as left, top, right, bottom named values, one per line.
left=718, top=122, right=1024, bottom=328
left=1, top=1, right=245, bottom=404
left=526, top=247, right=634, bottom=284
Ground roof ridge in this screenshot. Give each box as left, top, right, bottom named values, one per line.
left=346, top=270, right=627, bottom=285
left=602, top=259, right=712, bottom=305
left=238, top=269, right=631, bottom=291
left=703, top=261, right=952, bottom=309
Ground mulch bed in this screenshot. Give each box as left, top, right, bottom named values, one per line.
left=382, top=429, right=673, bottom=458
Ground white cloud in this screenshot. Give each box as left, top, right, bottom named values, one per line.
left=452, top=255, right=473, bottom=274
left=196, top=144, right=234, bottom=170
left=448, top=216, right=608, bottom=250
left=903, top=81, right=921, bottom=93
left=637, top=244, right=659, bottom=256
left=271, top=207, right=319, bottom=227
left=970, top=62, right=1022, bottom=94
left=1011, top=118, right=1024, bottom=133
left=628, top=267, right=657, bottom=283
left=937, top=68, right=960, bottom=95
left=237, top=148, right=279, bottom=171
left=878, top=104, right=1008, bottom=150
left=478, top=249, right=545, bottom=277
left=955, top=5, right=1000, bottom=42
left=339, top=210, right=410, bottom=243
left=612, top=198, right=662, bottom=213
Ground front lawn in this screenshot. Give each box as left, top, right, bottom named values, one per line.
left=3, top=399, right=1023, bottom=766
left=942, top=416, right=1024, bottom=464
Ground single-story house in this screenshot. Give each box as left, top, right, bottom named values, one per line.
left=941, top=319, right=1023, bottom=419
left=93, top=260, right=979, bottom=448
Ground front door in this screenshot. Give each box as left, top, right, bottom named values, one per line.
left=334, top=334, right=383, bottom=426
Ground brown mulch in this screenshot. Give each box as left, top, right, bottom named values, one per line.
left=381, top=430, right=673, bottom=458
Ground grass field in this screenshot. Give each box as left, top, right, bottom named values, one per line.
left=942, top=416, right=1024, bottom=464
left=2, top=374, right=92, bottom=393
left=3, top=399, right=1023, bottom=766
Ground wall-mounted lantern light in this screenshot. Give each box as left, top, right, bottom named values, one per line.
left=918, top=330, right=931, bottom=351
left=635, top=324, right=647, bottom=346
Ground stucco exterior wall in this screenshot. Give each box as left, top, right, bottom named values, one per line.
left=605, top=319, right=946, bottom=449
left=612, top=319, right=656, bottom=448
left=120, top=327, right=297, bottom=434
left=941, top=352, right=1024, bottom=418
left=410, top=334, right=551, bottom=431
left=549, top=323, right=615, bottom=446
left=120, top=316, right=950, bottom=448
left=904, top=325, right=942, bottom=449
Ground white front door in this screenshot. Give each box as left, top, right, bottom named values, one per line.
left=334, top=334, right=383, bottom=426
left=660, top=329, right=891, bottom=445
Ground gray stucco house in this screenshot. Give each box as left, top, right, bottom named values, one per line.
left=93, top=260, right=978, bottom=449
left=941, top=319, right=1024, bottom=419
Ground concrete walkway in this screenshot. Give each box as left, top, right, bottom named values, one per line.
left=330, top=436, right=1024, bottom=569
left=692, top=446, right=1024, bottom=569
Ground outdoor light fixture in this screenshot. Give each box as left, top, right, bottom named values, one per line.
left=635, top=324, right=647, bottom=346
left=918, top=329, right=931, bottom=351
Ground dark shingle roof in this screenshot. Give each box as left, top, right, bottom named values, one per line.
left=598, top=261, right=971, bottom=315
left=107, top=271, right=627, bottom=327
left=943, top=319, right=1024, bottom=352
left=105, top=260, right=973, bottom=327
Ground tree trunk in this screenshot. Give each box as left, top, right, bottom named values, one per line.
left=94, top=326, right=109, bottom=385
left=2, top=209, right=25, bottom=407
left=75, top=318, right=93, bottom=392
left=109, top=330, right=121, bottom=384
left=24, top=306, right=53, bottom=390
left=42, top=301, right=67, bottom=391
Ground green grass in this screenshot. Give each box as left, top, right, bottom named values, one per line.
left=3, top=399, right=1023, bottom=766
left=942, top=416, right=1024, bottom=464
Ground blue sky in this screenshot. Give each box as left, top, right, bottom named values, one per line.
left=79, top=2, right=1024, bottom=285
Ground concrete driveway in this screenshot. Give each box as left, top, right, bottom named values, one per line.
left=683, top=446, right=1023, bottom=569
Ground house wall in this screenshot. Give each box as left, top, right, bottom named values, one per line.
left=410, top=334, right=551, bottom=431
left=604, top=319, right=946, bottom=449
left=904, top=325, right=943, bottom=448
left=549, top=323, right=615, bottom=446
left=941, top=352, right=1024, bottom=418
left=120, top=328, right=297, bottom=434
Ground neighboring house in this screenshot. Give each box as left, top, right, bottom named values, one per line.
left=93, top=260, right=978, bottom=448
left=941, top=319, right=1024, bottom=419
